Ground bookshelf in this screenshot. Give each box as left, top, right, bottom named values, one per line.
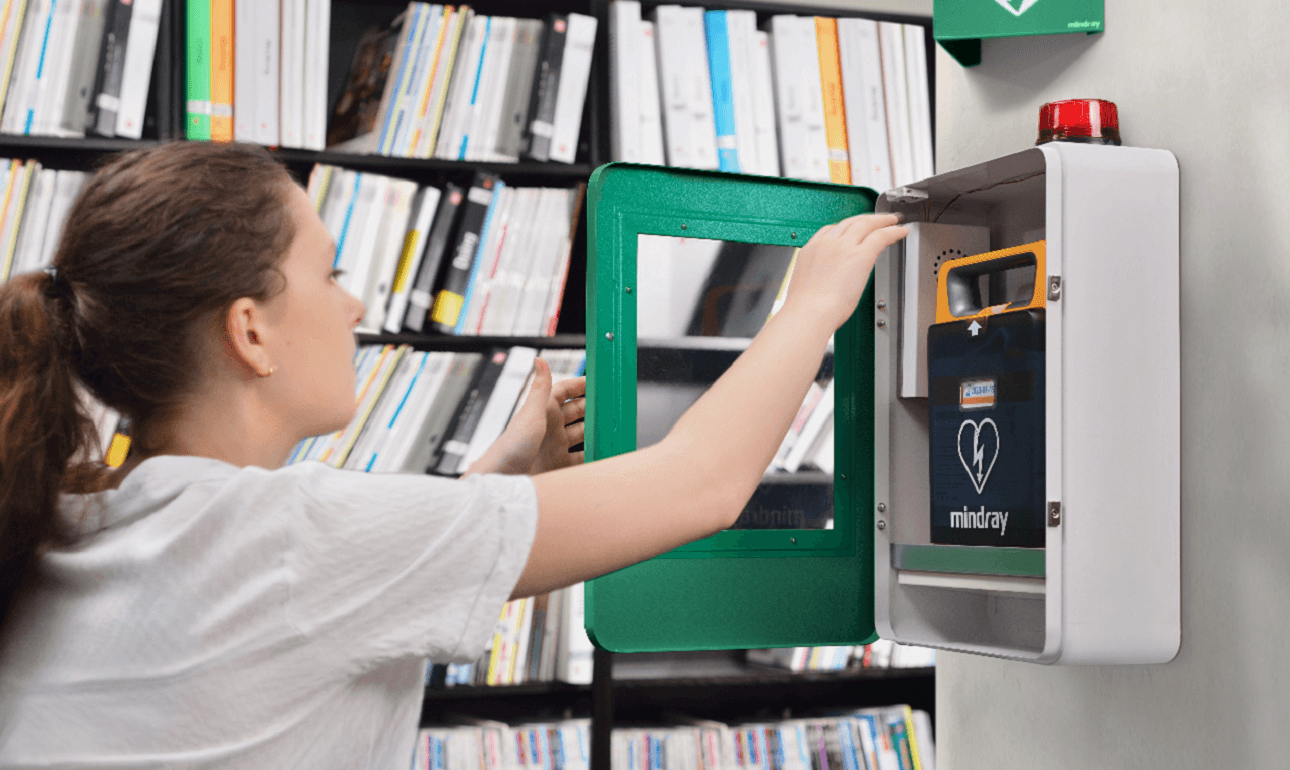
left=0, top=0, right=935, bottom=766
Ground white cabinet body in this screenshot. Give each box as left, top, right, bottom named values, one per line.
left=873, top=142, right=1180, bottom=664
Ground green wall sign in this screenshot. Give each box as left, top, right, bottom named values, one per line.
left=934, top=0, right=1104, bottom=66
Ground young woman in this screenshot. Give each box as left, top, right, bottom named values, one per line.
left=0, top=141, right=906, bottom=765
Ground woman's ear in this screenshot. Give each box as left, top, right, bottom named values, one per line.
left=222, top=297, right=274, bottom=378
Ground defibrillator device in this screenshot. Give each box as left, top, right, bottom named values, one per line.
left=927, top=241, right=1046, bottom=548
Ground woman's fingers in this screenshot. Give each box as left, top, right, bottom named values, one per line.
left=552, top=376, right=586, bottom=403
left=565, top=421, right=586, bottom=446
left=561, top=396, right=586, bottom=425
left=831, top=212, right=901, bottom=244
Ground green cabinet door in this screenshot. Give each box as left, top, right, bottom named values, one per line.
left=584, top=163, right=878, bottom=652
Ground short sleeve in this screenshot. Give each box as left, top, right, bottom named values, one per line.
left=273, top=464, right=538, bottom=672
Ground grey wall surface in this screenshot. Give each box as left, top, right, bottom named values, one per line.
left=935, top=2, right=1290, bottom=768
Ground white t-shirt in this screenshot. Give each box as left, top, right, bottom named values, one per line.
left=0, top=455, right=539, bottom=768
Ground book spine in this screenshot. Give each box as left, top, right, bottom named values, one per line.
left=543, top=184, right=583, bottom=336
left=389, top=4, right=439, bottom=156
left=608, top=0, right=641, bottom=163
left=430, top=172, right=495, bottom=333
left=232, top=0, right=253, bottom=140
left=383, top=184, right=441, bottom=333
left=301, top=0, right=328, bottom=150
left=89, top=0, right=127, bottom=136
left=432, top=12, right=483, bottom=159
left=703, top=11, right=738, bottom=172
left=903, top=24, right=934, bottom=183
left=453, top=179, right=506, bottom=334
left=682, top=7, right=718, bottom=169
left=0, top=160, right=35, bottom=279
left=375, top=3, right=424, bottom=155
left=404, top=182, right=464, bottom=333
left=814, top=16, right=849, bottom=184
left=185, top=0, right=210, bottom=139
left=419, top=6, right=470, bottom=158
left=406, top=4, right=453, bottom=156
left=878, top=22, right=913, bottom=188
left=113, top=0, right=160, bottom=139
left=651, top=6, right=689, bottom=167
left=750, top=29, right=779, bottom=176
left=251, top=0, right=278, bottom=145
left=523, top=13, right=565, bottom=162
left=208, top=0, right=232, bottom=140
left=0, top=0, right=29, bottom=118
left=456, top=13, right=492, bottom=160
left=494, top=18, right=541, bottom=162
left=726, top=11, right=760, bottom=174
left=547, top=12, right=595, bottom=164
left=434, top=347, right=507, bottom=475
left=278, top=0, right=305, bottom=148
left=35, top=0, right=78, bottom=136
left=59, top=0, right=107, bottom=135
left=2, top=0, right=43, bottom=135
left=636, top=20, right=665, bottom=165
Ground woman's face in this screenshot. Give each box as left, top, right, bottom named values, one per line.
left=260, top=184, right=367, bottom=440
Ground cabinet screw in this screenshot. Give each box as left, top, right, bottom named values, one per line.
left=605, top=332, right=614, bottom=341
left=680, top=223, right=687, bottom=231
left=876, top=319, right=886, bottom=328
left=876, top=520, right=887, bottom=531
left=625, top=286, right=632, bottom=294
left=791, top=232, right=798, bottom=239
left=876, top=300, right=886, bottom=310
left=877, top=503, right=886, bottom=512
left=791, top=537, right=797, bottom=544
left=840, top=474, right=846, bottom=480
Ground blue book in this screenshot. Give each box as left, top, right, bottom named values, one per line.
left=454, top=179, right=506, bottom=334
left=703, top=11, right=739, bottom=172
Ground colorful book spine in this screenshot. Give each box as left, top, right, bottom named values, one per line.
left=703, top=11, right=739, bottom=172
left=208, top=0, right=232, bottom=140
left=814, top=16, right=849, bottom=184
left=431, top=172, right=496, bottom=333
left=185, top=0, right=210, bottom=139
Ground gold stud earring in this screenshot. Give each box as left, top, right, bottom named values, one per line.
left=260, top=366, right=276, bottom=377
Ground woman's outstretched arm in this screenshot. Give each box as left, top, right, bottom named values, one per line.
left=514, top=213, right=908, bottom=598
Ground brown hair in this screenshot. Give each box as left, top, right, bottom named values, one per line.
left=0, top=141, right=297, bottom=641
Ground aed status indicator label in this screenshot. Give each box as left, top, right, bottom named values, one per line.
left=960, top=379, right=996, bottom=410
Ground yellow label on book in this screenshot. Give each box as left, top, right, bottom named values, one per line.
left=430, top=290, right=464, bottom=326
left=105, top=434, right=131, bottom=468
left=391, top=232, right=420, bottom=294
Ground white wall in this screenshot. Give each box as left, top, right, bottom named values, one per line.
left=935, top=2, right=1290, bottom=768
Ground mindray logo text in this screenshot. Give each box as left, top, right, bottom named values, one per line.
left=950, top=505, right=1010, bottom=536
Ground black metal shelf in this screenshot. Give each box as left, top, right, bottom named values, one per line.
left=274, top=147, right=595, bottom=179
left=356, top=332, right=587, bottom=351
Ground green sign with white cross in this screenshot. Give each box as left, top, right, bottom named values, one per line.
left=934, top=0, right=1104, bottom=66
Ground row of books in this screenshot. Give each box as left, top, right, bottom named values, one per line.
left=609, top=2, right=933, bottom=190
left=329, top=5, right=597, bottom=165
left=746, top=640, right=937, bottom=673
left=612, top=707, right=933, bottom=770
left=438, top=580, right=595, bottom=688
left=184, top=0, right=330, bottom=147
left=414, top=719, right=590, bottom=770
left=0, top=0, right=162, bottom=139
left=307, top=165, right=583, bottom=338
left=411, top=707, right=933, bottom=770
left=285, top=345, right=585, bottom=477
left=0, top=160, right=90, bottom=283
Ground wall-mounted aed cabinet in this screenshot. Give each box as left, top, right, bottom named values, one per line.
left=585, top=143, right=1179, bottom=665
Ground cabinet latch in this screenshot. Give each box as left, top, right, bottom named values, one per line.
left=1047, top=275, right=1062, bottom=301
left=1047, top=501, right=1062, bottom=526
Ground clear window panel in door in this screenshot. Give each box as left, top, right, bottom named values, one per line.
left=635, top=234, right=834, bottom=531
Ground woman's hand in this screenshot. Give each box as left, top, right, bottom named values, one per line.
left=463, top=358, right=586, bottom=477
left=781, top=213, right=908, bottom=333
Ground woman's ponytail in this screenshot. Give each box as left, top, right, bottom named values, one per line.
left=0, top=269, right=102, bottom=638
